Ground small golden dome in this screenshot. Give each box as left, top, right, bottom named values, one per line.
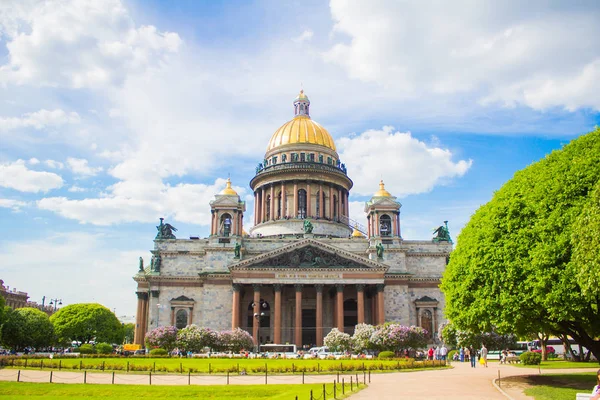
left=374, top=180, right=392, bottom=197
left=352, top=225, right=365, bottom=238
left=295, top=89, right=309, bottom=102
left=267, top=116, right=336, bottom=152
left=220, top=178, right=238, bottom=196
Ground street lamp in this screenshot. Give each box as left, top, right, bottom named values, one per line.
left=254, top=311, right=265, bottom=351
left=43, top=297, right=62, bottom=312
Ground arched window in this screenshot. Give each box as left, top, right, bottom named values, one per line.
left=265, top=195, right=271, bottom=221
left=380, top=214, right=392, bottom=236
left=298, top=189, right=307, bottom=218
left=421, top=310, right=432, bottom=338
left=176, top=309, right=188, bottom=329
left=333, top=195, right=338, bottom=220
left=220, top=214, right=232, bottom=237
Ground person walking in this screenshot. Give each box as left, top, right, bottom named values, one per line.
left=480, top=344, right=488, bottom=368
left=469, top=346, right=477, bottom=368
left=440, top=344, right=448, bottom=361
left=460, top=347, right=465, bottom=362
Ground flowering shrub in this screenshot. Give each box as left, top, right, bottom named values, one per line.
left=145, top=326, right=178, bottom=352
left=177, top=325, right=218, bottom=353
left=217, top=328, right=254, bottom=352
left=324, top=328, right=352, bottom=352
left=369, top=324, right=428, bottom=352
left=352, top=323, right=375, bottom=353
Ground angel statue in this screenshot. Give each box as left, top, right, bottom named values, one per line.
left=303, top=219, right=313, bottom=234
left=433, top=221, right=452, bottom=243
left=138, top=256, right=144, bottom=272
left=155, top=217, right=178, bottom=240
left=376, top=242, right=384, bottom=258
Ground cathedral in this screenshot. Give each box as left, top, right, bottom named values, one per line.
left=133, top=91, right=452, bottom=348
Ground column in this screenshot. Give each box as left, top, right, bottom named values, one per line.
left=141, top=295, right=149, bottom=346
left=397, top=213, right=401, bottom=238
left=294, top=284, right=303, bottom=347
left=252, top=284, right=261, bottom=345
left=329, top=185, right=334, bottom=219
left=270, top=185, right=275, bottom=221
left=232, top=210, right=237, bottom=236
left=374, top=212, right=379, bottom=236
left=377, top=284, right=385, bottom=325
left=254, top=192, right=258, bottom=225
left=315, top=284, right=324, bottom=347
left=367, top=215, right=372, bottom=238
left=392, top=214, right=397, bottom=237
left=307, top=182, right=312, bottom=217
left=188, top=307, right=193, bottom=325
left=370, top=292, right=377, bottom=325
left=336, top=284, right=344, bottom=332
left=273, top=284, right=282, bottom=344
left=318, top=183, right=323, bottom=218
left=356, top=284, right=365, bottom=324
left=345, top=192, right=349, bottom=218
left=281, top=182, right=286, bottom=218
left=239, top=213, right=243, bottom=236
left=232, top=284, right=241, bottom=329
left=134, top=292, right=146, bottom=345
left=170, top=307, right=175, bottom=326
left=338, top=188, right=342, bottom=220
left=293, top=182, right=298, bottom=218
left=261, top=187, right=266, bottom=223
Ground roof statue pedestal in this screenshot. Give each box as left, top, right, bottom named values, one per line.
left=132, top=90, right=453, bottom=350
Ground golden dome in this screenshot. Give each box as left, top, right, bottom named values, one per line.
left=220, top=178, right=238, bottom=196
left=374, top=180, right=392, bottom=197
left=267, top=116, right=336, bottom=152
left=352, top=225, right=365, bottom=238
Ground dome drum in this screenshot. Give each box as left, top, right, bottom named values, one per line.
left=250, top=219, right=352, bottom=238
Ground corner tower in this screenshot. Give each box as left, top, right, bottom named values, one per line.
left=250, top=91, right=353, bottom=237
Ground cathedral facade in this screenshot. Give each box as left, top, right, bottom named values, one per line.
left=133, top=91, right=452, bottom=348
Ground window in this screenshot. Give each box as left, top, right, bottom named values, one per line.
left=265, top=195, right=271, bottom=221
left=421, top=310, right=432, bottom=338
left=309, top=153, right=315, bottom=162
left=282, top=154, right=287, bottom=162
left=277, top=192, right=282, bottom=218
left=319, top=154, right=323, bottom=163
left=298, top=189, right=307, bottom=218
left=300, top=153, right=305, bottom=162
left=380, top=214, right=392, bottom=236
left=272, top=156, right=277, bottom=165
left=327, top=157, right=332, bottom=165
left=176, top=309, right=188, bottom=329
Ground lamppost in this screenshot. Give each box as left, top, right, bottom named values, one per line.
left=252, top=299, right=269, bottom=351
left=42, top=297, right=62, bottom=312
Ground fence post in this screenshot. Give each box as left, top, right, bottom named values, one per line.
left=80, top=360, right=82, bottom=370
left=84, top=370, right=87, bottom=384
left=127, top=361, right=129, bottom=373
left=180, top=362, right=183, bottom=374
left=153, top=362, right=156, bottom=373
left=102, top=361, right=105, bottom=371
left=237, top=363, right=239, bottom=373
left=310, top=389, right=313, bottom=400
left=292, top=363, right=295, bottom=373
left=112, top=371, right=115, bottom=384
left=265, top=365, right=268, bottom=385
left=25, top=359, right=28, bottom=368
left=41, top=359, right=43, bottom=370
left=337, top=372, right=339, bottom=382
left=334, top=380, right=337, bottom=399
left=368, top=370, right=371, bottom=383
left=189, top=370, right=191, bottom=385
left=323, top=383, right=326, bottom=400
left=49, top=370, right=53, bottom=383
left=17, top=370, right=20, bottom=382
left=227, top=371, right=229, bottom=385
left=209, top=363, right=211, bottom=374
left=302, top=371, right=305, bottom=384
left=351, top=376, right=353, bottom=391
left=59, top=360, right=62, bottom=370
left=356, top=373, right=359, bottom=387
left=149, top=371, right=152, bottom=385
left=363, top=370, right=366, bottom=385
left=317, top=363, right=320, bottom=373
left=342, top=378, right=345, bottom=395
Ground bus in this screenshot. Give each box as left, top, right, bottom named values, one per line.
left=258, top=344, right=298, bottom=358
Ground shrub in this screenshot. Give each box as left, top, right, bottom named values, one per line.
left=448, top=350, right=457, bottom=360
left=78, top=344, right=96, bottom=354
left=145, top=326, right=178, bottom=352
left=149, top=348, right=168, bottom=356
left=520, top=351, right=542, bottom=365
left=95, top=342, right=113, bottom=354
left=378, top=351, right=395, bottom=359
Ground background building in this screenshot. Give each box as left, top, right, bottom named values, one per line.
left=134, top=91, right=452, bottom=348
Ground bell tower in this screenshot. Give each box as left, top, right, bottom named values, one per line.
left=210, top=178, right=246, bottom=237
left=365, top=180, right=402, bottom=238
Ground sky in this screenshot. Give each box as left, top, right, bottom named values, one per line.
left=0, top=0, right=599, bottom=321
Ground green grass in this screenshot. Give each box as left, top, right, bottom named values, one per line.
left=0, top=381, right=361, bottom=400
left=2, top=357, right=445, bottom=374
left=515, top=360, right=600, bottom=369
left=521, top=373, right=597, bottom=400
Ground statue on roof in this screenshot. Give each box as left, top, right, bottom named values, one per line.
left=376, top=242, right=384, bottom=258
left=303, top=219, right=313, bottom=234
left=138, top=256, right=144, bottom=272
left=151, top=254, right=161, bottom=273
left=234, top=242, right=241, bottom=259
left=155, top=217, right=177, bottom=240
left=433, top=221, right=452, bottom=243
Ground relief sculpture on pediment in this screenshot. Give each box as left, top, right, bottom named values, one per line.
left=257, top=246, right=365, bottom=268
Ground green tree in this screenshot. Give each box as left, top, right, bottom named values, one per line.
left=50, top=303, right=122, bottom=345
left=441, top=127, right=600, bottom=360
left=122, top=323, right=135, bottom=344
left=1, top=307, right=54, bottom=351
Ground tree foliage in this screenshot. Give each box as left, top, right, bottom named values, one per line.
left=441, top=127, right=600, bottom=360
left=324, top=328, right=352, bottom=352
left=1, top=307, right=54, bottom=350
left=177, top=325, right=218, bottom=352
left=216, top=328, right=254, bottom=353
left=145, top=326, right=178, bottom=352
left=50, top=303, right=122, bottom=345
left=369, top=324, right=428, bottom=352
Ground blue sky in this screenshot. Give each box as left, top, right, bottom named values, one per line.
left=0, top=0, right=599, bottom=320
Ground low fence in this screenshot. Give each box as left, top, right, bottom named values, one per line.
left=0, top=368, right=367, bottom=399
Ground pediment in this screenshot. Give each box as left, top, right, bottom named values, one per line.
left=229, top=239, right=387, bottom=271
left=365, top=197, right=401, bottom=211
left=171, top=295, right=194, bottom=302
left=210, top=195, right=242, bottom=207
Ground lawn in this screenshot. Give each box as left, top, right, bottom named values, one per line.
left=521, top=373, right=597, bottom=400
left=1, top=357, right=446, bottom=374
left=516, top=360, right=600, bottom=370
left=0, top=381, right=361, bottom=400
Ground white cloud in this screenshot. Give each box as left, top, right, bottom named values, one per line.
left=44, top=160, right=65, bottom=169
left=66, top=157, right=103, bottom=177
left=325, top=0, right=600, bottom=111
left=338, top=126, right=472, bottom=197
left=0, top=159, right=64, bottom=193
left=37, top=177, right=245, bottom=226
left=68, top=185, right=87, bottom=193
left=0, top=0, right=182, bottom=88
left=293, top=30, right=314, bottom=43
left=0, top=199, right=27, bottom=211
left=0, top=109, right=80, bottom=131
left=28, top=158, right=40, bottom=165
left=0, top=232, right=144, bottom=317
